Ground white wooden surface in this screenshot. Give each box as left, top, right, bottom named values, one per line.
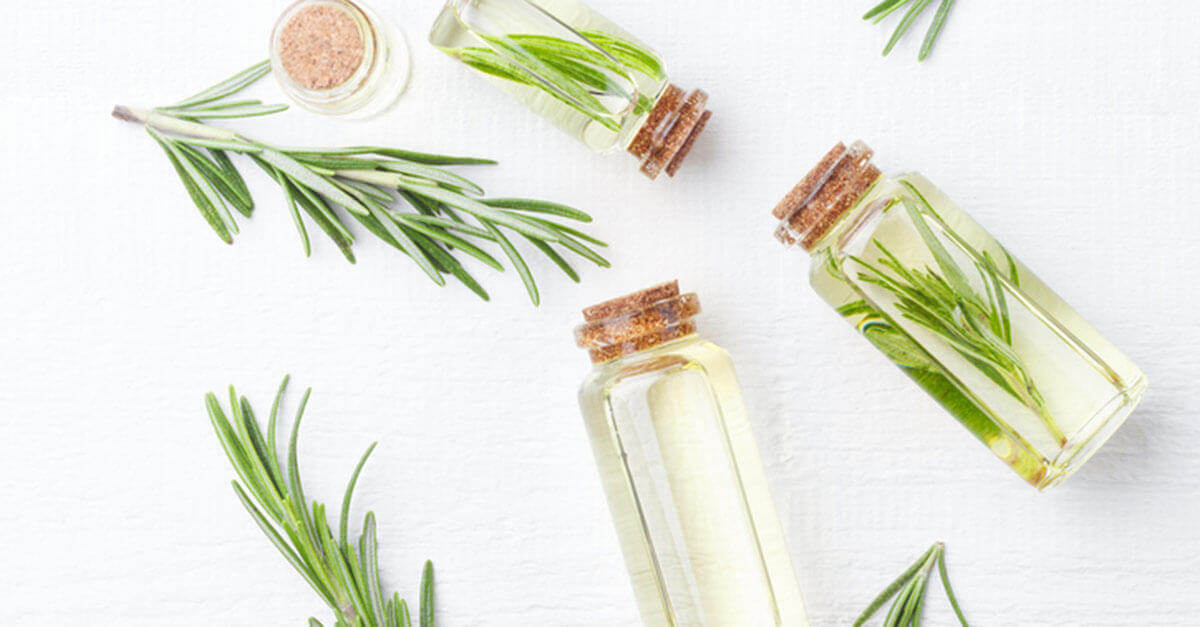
left=2, top=1, right=1198, bottom=625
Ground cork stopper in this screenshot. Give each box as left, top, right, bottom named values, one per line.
left=771, top=141, right=882, bottom=250
left=627, top=84, right=712, bottom=180
left=575, top=281, right=701, bottom=363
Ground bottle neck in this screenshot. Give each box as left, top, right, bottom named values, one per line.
left=626, top=84, right=711, bottom=180
left=771, top=141, right=882, bottom=253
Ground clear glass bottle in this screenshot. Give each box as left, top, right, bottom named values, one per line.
left=771, top=141, right=1148, bottom=490
left=574, top=281, right=809, bottom=626
left=430, top=0, right=711, bottom=179
left=270, top=0, right=409, bottom=118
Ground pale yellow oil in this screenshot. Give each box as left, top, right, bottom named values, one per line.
left=430, top=0, right=668, bottom=151
left=809, top=173, right=1147, bottom=489
left=578, top=336, right=809, bottom=626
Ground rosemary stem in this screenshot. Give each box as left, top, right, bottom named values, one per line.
left=112, top=105, right=238, bottom=142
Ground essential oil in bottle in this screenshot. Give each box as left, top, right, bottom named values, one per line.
left=574, top=281, right=809, bottom=626
left=431, top=0, right=711, bottom=179
left=770, top=141, right=1148, bottom=490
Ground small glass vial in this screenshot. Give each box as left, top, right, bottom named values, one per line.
left=270, top=0, right=409, bottom=117
left=575, top=281, right=809, bottom=626
left=430, top=0, right=711, bottom=179
left=771, top=141, right=1148, bottom=490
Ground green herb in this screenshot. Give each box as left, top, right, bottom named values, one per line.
left=854, top=542, right=968, bottom=626
left=113, top=60, right=609, bottom=305
left=848, top=193, right=1067, bottom=445
left=205, top=376, right=434, bottom=627
left=448, top=29, right=664, bottom=132
left=863, top=0, right=956, bottom=61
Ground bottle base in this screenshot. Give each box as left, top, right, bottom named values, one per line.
left=1036, top=375, right=1148, bottom=491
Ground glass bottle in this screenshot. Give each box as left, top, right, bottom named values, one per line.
left=771, top=141, right=1148, bottom=490
left=574, top=281, right=809, bottom=626
left=430, top=0, right=711, bottom=179
left=270, top=0, right=409, bottom=118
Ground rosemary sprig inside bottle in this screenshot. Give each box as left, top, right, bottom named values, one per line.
left=848, top=197, right=1067, bottom=445
left=445, top=30, right=665, bottom=132
left=863, top=0, right=956, bottom=61
left=855, top=542, right=968, bottom=626
left=113, top=60, right=609, bottom=305
left=206, top=376, right=434, bottom=627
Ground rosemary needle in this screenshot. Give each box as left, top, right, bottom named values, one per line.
left=206, top=376, right=435, bottom=627
left=863, top=0, right=957, bottom=61
left=115, top=60, right=610, bottom=305
left=854, top=542, right=968, bottom=626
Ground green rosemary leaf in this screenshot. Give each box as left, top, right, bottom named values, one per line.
left=238, top=396, right=286, bottom=497
left=177, top=143, right=254, bottom=217
left=339, top=178, right=396, bottom=204
left=258, top=148, right=369, bottom=216
left=525, top=237, right=580, bottom=282
left=309, top=619, right=323, bottom=627
left=208, top=148, right=254, bottom=213
left=483, top=221, right=539, bottom=305
left=543, top=230, right=611, bottom=268
left=854, top=543, right=938, bottom=626
left=274, top=169, right=312, bottom=257
left=378, top=161, right=485, bottom=196
left=406, top=185, right=560, bottom=241
left=919, top=0, right=956, bottom=61
left=399, top=599, right=413, bottom=627
left=392, top=214, right=504, bottom=271
left=420, top=561, right=434, bottom=627
left=938, top=549, right=969, bottom=626
left=883, top=0, right=934, bottom=57
left=338, top=442, right=378, bottom=547
left=176, top=103, right=290, bottom=119
left=231, top=481, right=332, bottom=602
left=170, top=59, right=272, bottom=109
left=415, top=233, right=492, bottom=300
left=362, top=514, right=387, bottom=625
left=368, top=203, right=445, bottom=285
left=837, top=300, right=877, bottom=318
left=864, top=0, right=912, bottom=21
left=309, top=146, right=496, bottom=166
left=482, top=197, right=592, bottom=222
left=401, top=214, right=495, bottom=240
left=292, top=154, right=383, bottom=171
left=266, top=375, right=288, bottom=474
left=280, top=173, right=357, bottom=259
left=149, top=130, right=234, bottom=243
left=578, top=29, right=666, bottom=79
left=519, top=215, right=606, bottom=247
left=177, top=98, right=262, bottom=110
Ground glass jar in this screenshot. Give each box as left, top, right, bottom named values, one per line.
left=771, top=141, right=1148, bottom=490
left=574, top=281, right=809, bottom=626
left=430, top=0, right=711, bottom=179
left=270, top=0, right=409, bottom=118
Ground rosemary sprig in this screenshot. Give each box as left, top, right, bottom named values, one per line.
left=850, top=195, right=1067, bottom=445
left=446, top=29, right=665, bottom=132
left=114, top=60, right=610, bottom=305
left=206, top=376, right=433, bottom=627
left=855, top=542, right=968, bottom=626
left=863, top=0, right=956, bottom=61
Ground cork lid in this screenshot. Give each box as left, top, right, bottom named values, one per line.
left=772, top=141, right=882, bottom=250
left=627, top=85, right=712, bottom=180
left=575, top=281, right=701, bottom=363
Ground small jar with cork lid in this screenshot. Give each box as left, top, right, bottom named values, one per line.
left=574, top=281, right=808, bottom=626
left=430, top=0, right=711, bottom=179
left=270, top=0, right=409, bottom=117
left=770, top=140, right=1148, bottom=490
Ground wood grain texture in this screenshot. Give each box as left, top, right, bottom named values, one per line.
left=1, top=1, right=1198, bottom=625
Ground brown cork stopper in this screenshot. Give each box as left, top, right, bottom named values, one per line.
left=278, top=3, right=366, bottom=90
left=771, top=141, right=882, bottom=250
left=575, top=281, right=702, bottom=363
left=627, top=84, right=711, bottom=180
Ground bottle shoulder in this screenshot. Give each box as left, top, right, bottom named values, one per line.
left=577, top=336, right=732, bottom=396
